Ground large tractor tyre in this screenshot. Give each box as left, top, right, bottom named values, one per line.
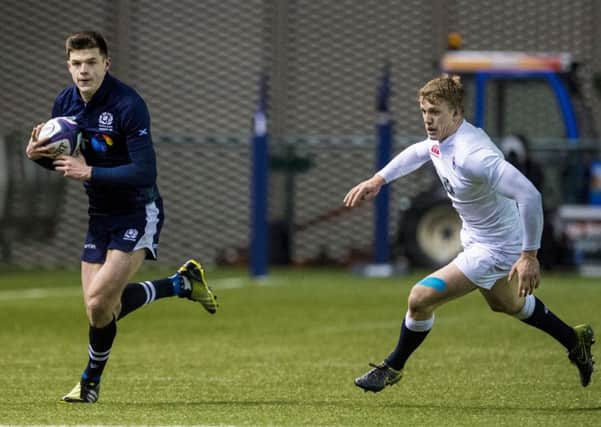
left=398, top=198, right=462, bottom=269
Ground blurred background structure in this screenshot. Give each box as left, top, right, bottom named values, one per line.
left=1, top=0, right=601, bottom=272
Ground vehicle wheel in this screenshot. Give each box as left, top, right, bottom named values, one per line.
left=399, top=199, right=462, bottom=268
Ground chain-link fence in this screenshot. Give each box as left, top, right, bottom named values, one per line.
left=1, top=0, right=599, bottom=267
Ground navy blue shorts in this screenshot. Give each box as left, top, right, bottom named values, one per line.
left=82, top=198, right=165, bottom=263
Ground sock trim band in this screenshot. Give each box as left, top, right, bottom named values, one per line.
left=141, top=281, right=156, bottom=305
left=88, top=345, right=112, bottom=362
left=405, top=312, right=435, bottom=332
left=515, top=294, right=536, bottom=320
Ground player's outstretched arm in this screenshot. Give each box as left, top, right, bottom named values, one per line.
left=343, top=174, right=386, bottom=208
left=344, top=142, right=431, bottom=208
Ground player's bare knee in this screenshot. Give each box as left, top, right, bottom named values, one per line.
left=407, top=287, right=435, bottom=317
left=85, top=295, right=114, bottom=326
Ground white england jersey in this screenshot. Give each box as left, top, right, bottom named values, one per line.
left=378, top=120, right=542, bottom=252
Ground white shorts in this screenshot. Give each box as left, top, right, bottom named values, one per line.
left=452, top=243, right=520, bottom=290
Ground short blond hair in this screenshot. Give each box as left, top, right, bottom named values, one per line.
left=419, top=75, right=464, bottom=112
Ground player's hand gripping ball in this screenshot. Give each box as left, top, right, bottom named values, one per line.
left=37, top=116, right=82, bottom=158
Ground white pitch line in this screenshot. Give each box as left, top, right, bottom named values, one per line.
left=210, top=277, right=247, bottom=289
left=198, top=276, right=285, bottom=289
left=0, top=287, right=81, bottom=301
left=5, top=425, right=239, bottom=427
left=0, top=276, right=260, bottom=302
left=0, top=272, right=291, bottom=303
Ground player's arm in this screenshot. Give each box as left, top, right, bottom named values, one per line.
left=79, top=142, right=156, bottom=187
left=465, top=151, right=543, bottom=296
left=344, top=140, right=431, bottom=207
left=494, top=161, right=543, bottom=252
left=343, top=174, right=386, bottom=207
left=494, top=161, right=543, bottom=296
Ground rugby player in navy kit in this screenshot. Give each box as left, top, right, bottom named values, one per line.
left=25, top=31, right=218, bottom=403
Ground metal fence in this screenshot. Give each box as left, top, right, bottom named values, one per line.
left=1, top=0, right=599, bottom=267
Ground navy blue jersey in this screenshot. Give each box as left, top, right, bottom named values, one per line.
left=49, top=73, right=160, bottom=215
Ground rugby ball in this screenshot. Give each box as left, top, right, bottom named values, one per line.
left=38, top=116, right=82, bottom=158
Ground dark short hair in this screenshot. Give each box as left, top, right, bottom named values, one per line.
left=65, top=31, right=108, bottom=59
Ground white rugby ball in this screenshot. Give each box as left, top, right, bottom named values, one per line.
left=38, top=116, right=82, bottom=158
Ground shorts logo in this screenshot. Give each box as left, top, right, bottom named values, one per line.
left=123, top=228, right=139, bottom=241
left=84, top=243, right=96, bottom=249
left=98, top=112, right=114, bottom=132
left=431, top=145, right=440, bottom=157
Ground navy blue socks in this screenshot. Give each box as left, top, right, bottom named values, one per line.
left=118, top=277, right=176, bottom=320
left=385, top=313, right=434, bottom=371
left=518, top=295, right=577, bottom=350
left=82, top=317, right=117, bottom=383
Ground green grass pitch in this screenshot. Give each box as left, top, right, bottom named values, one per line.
left=0, top=267, right=600, bottom=426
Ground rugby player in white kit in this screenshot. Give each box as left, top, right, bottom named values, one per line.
left=344, top=75, right=594, bottom=392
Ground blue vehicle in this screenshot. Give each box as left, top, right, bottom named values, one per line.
left=398, top=50, right=597, bottom=268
